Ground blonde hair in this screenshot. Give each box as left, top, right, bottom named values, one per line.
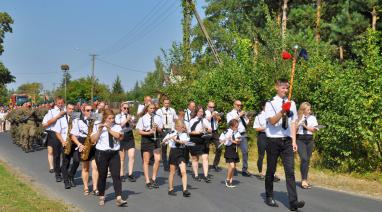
left=101, top=109, right=115, bottom=123
left=297, top=102, right=311, bottom=123
left=175, top=120, right=186, bottom=132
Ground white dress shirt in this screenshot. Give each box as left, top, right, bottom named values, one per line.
left=253, top=111, right=267, bottom=131
left=137, top=104, right=145, bottom=115
left=226, top=109, right=249, bottom=133
left=163, top=131, right=190, bottom=148
left=205, top=110, right=218, bottom=131
left=297, top=115, right=318, bottom=135
left=71, top=117, right=90, bottom=138
left=92, top=121, right=122, bottom=151
left=136, top=113, right=163, bottom=131
left=219, top=128, right=241, bottom=146
left=52, top=114, right=71, bottom=141
left=264, top=95, right=297, bottom=138
left=188, top=117, right=210, bottom=133
left=184, top=108, right=192, bottom=123
left=156, top=107, right=178, bottom=130
left=42, top=106, right=61, bottom=130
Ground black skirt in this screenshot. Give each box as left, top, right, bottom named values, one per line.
left=224, top=144, right=239, bottom=163
left=141, top=135, right=160, bottom=153
left=78, top=137, right=96, bottom=161
left=120, top=130, right=135, bottom=150
left=189, top=135, right=209, bottom=156
left=169, top=148, right=186, bottom=165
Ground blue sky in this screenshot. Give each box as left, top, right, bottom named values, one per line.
left=0, top=0, right=206, bottom=92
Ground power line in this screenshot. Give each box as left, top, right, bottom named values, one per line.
left=96, top=57, right=150, bottom=74
left=99, top=0, right=172, bottom=56
left=102, top=0, right=179, bottom=57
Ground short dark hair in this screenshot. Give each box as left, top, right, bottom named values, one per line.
left=276, top=78, right=289, bottom=85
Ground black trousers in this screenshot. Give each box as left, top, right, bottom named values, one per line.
left=48, top=131, right=62, bottom=177
left=265, top=137, right=298, bottom=204
left=257, top=132, right=267, bottom=173
left=61, top=145, right=80, bottom=182
left=95, top=149, right=122, bottom=197
left=211, top=132, right=222, bottom=166
left=297, top=135, right=314, bottom=180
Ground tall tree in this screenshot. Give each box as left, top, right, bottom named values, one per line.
left=0, top=12, right=13, bottom=55
left=112, top=75, right=124, bottom=94
left=17, top=82, right=43, bottom=100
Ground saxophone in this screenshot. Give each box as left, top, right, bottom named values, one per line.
left=80, top=119, right=95, bottom=161
left=63, top=115, right=73, bottom=155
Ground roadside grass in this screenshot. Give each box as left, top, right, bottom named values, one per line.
left=0, top=160, right=76, bottom=212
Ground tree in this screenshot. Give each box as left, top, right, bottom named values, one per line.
left=17, top=82, right=43, bottom=102
left=54, top=77, right=110, bottom=103
left=0, top=12, right=13, bottom=55
left=112, top=75, right=124, bottom=94
left=0, top=62, right=15, bottom=86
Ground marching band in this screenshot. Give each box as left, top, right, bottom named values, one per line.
left=29, top=78, right=320, bottom=210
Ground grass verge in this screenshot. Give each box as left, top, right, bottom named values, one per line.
left=0, top=160, right=76, bottom=212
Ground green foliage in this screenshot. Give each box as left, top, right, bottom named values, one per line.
left=55, top=77, right=110, bottom=103
left=111, top=75, right=125, bottom=102
left=0, top=62, right=15, bottom=87
left=16, top=82, right=42, bottom=98
left=0, top=12, right=13, bottom=55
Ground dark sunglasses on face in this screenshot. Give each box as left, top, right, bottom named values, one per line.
left=85, top=109, right=92, bottom=112
left=123, top=107, right=128, bottom=110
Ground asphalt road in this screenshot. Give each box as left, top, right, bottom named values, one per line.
left=1, top=132, right=381, bottom=212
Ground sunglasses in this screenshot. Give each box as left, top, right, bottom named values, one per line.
left=85, top=109, right=92, bottom=112
left=236, top=104, right=243, bottom=107
left=123, top=107, right=129, bottom=110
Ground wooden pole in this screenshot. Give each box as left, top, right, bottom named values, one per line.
left=288, top=47, right=298, bottom=101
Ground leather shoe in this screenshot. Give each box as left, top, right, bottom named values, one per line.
left=265, top=197, right=279, bottom=207
left=64, top=180, right=71, bottom=189
left=69, top=177, right=76, bottom=187
left=168, top=190, right=177, bottom=196
left=183, top=190, right=191, bottom=197
left=242, top=170, right=252, bottom=177
left=55, top=175, right=62, bottom=182
left=289, top=200, right=305, bottom=211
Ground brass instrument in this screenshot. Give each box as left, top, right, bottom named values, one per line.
left=63, top=115, right=73, bottom=155
left=150, top=114, right=158, bottom=141
left=80, top=119, right=95, bottom=161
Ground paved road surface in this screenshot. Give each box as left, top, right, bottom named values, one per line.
left=1, top=132, right=381, bottom=212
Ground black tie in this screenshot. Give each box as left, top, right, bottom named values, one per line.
left=238, top=111, right=247, bottom=129
left=165, top=108, right=168, bottom=125
left=282, top=99, right=288, bottom=130
left=108, top=132, right=114, bottom=148
left=211, top=117, right=214, bottom=131
left=303, top=117, right=308, bottom=134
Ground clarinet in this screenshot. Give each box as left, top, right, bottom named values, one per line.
left=150, top=113, right=157, bottom=141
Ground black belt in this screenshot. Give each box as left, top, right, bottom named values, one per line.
left=97, top=149, right=119, bottom=153
left=258, top=132, right=266, bottom=135
left=268, top=137, right=291, bottom=141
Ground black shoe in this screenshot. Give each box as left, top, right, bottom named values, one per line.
left=55, top=175, right=62, bottom=182
left=204, top=176, right=211, bottom=183
left=69, top=177, right=76, bottom=187
left=151, top=179, right=159, bottom=188
left=273, top=175, right=280, bottom=182
left=183, top=190, right=191, bottom=197
left=168, top=190, right=177, bottom=196
left=146, top=182, right=153, bottom=189
left=64, top=180, right=71, bottom=189
left=49, top=169, right=54, bottom=173
left=265, top=197, right=279, bottom=207
left=121, top=175, right=126, bottom=182
left=289, top=200, right=305, bottom=211
left=127, top=175, right=136, bottom=182
left=242, top=170, right=252, bottom=177
left=192, top=175, right=201, bottom=182
left=212, top=165, right=221, bottom=172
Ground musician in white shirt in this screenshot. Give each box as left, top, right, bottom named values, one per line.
left=91, top=109, right=127, bottom=207
left=42, top=96, right=66, bottom=181
left=136, top=104, right=163, bottom=189
left=156, top=98, right=178, bottom=171
left=296, top=102, right=318, bottom=189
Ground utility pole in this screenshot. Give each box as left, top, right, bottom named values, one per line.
left=187, top=0, right=222, bottom=66
left=90, top=54, right=97, bottom=104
